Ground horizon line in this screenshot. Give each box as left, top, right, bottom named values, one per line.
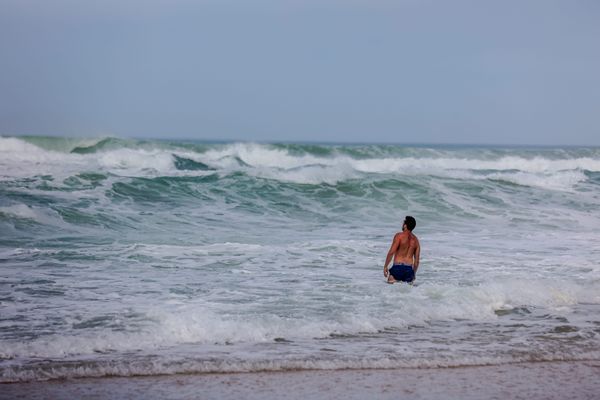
left=2, top=132, right=599, bottom=148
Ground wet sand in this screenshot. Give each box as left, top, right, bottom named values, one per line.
left=2, top=361, right=599, bottom=400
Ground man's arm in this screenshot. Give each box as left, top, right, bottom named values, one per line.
left=383, top=233, right=400, bottom=277
left=412, top=240, right=421, bottom=273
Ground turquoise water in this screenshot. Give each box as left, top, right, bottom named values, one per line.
left=1, top=136, right=599, bottom=381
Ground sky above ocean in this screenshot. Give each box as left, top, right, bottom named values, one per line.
left=1, top=0, right=599, bottom=145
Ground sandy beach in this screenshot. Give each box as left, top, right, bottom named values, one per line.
left=2, top=361, right=599, bottom=400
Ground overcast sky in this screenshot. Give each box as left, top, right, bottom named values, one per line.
left=1, top=0, right=599, bottom=145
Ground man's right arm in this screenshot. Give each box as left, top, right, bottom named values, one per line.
left=412, top=240, right=421, bottom=273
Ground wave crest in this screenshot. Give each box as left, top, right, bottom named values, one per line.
left=1, top=137, right=598, bottom=189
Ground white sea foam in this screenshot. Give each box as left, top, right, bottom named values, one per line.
left=0, top=137, right=201, bottom=180
left=0, top=276, right=596, bottom=362
left=191, top=144, right=599, bottom=187
left=196, top=144, right=600, bottom=175
left=0, top=204, right=41, bottom=220
left=355, top=156, right=600, bottom=174
left=0, top=137, right=44, bottom=154
left=173, top=146, right=600, bottom=190
left=3, top=350, right=600, bottom=382
left=97, top=148, right=176, bottom=175
left=0, top=204, right=65, bottom=226
left=0, top=137, right=97, bottom=183
left=202, top=142, right=328, bottom=170
left=1, top=137, right=598, bottom=188
left=485, top=170, right=587, bottom=191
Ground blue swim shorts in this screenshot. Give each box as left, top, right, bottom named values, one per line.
left=389, top=264, right=415, bottom=283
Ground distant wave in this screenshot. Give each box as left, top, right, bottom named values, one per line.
left=1, top=136, right=598, bottom=189
left=70, top=137, right=126, bottom=154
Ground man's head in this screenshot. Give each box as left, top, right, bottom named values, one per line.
left=403, top=216, right=416, bottom=232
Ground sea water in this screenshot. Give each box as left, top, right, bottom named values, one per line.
left=0, top=136, right=599, bottom=382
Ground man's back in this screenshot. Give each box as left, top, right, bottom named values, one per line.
left=393, top=231, right=419, bottom=266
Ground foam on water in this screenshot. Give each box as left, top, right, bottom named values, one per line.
left=2, top=137, right=599, bottom=188
left=0, top=203, right=68, bottom=228
left=97, top=148, right=175, bottom=174
left=3, top=350, right=600, bottom=383
left=1, top=136, right=599, bottom=382
left=0, top=204, right=43, bottom=221
left=1, top=269, right=597, bottom=359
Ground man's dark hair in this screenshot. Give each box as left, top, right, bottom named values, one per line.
left=404, top=216, right=416, bottom=231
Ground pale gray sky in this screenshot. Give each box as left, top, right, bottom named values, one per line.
left=1, top=0, right=599, bottom=145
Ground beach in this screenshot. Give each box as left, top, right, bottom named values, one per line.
left=3, top=361, right=600, bottom=400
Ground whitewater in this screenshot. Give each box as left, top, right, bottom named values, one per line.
left=1, top=136, right=599, bottom=382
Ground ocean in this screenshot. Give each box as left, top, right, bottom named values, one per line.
left=1, top=136, right=599, bottom=382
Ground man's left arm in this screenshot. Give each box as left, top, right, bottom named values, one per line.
left=383, top=234, right=400, bottom=277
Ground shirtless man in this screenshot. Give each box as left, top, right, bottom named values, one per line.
left=383, top=216, right=420, bottom=284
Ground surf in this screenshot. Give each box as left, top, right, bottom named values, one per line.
left=1, top=135, right=599, bottom=383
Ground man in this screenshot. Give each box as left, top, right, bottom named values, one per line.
left=383, top=216, right=420, bottom=284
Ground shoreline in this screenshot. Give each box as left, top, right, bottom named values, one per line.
left=2, top=360, right=599, bottom=400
